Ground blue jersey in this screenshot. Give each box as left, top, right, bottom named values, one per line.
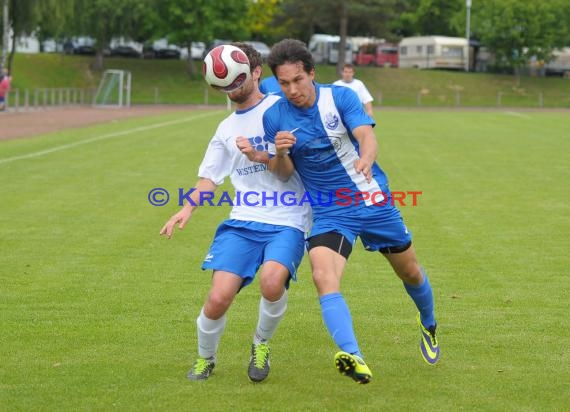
left=263, top=83, right=389, bottom=218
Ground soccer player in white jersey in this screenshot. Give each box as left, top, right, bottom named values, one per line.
left=333, top=63, right=374, bottom=118
left=263, top=39, right=440, bottom=384
left=160, top=42, right=311, bottom=383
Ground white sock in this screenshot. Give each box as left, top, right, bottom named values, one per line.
left=196, top=307, right=226, bottom=360
left=253, top=290, right=288, bottom=345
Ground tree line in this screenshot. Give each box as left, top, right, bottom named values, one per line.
left=2, top=0, right=570, bottom=76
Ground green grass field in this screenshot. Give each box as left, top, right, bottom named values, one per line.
left=1, top=108, right=569, bottom=411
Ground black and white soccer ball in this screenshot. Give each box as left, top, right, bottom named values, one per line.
left=203, top=45, right=251, bottom=92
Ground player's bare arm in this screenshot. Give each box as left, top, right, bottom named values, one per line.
left=364, top=102, right=374, bottom=118
left=268, top=130, right=296, bottom=181
left=236, top=136, right=269, bottom=164
left=159, top=177, right=218, bottom=239
left=352, top=125, right=378, bottom=183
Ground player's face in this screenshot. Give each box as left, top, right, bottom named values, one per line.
left=227, top=65, right=261, bottom=105
left=275, top=62, right=316, bottom=109
left=342, top=67, right=354, bottom=82
left=227, top=77, right=254, bottom=104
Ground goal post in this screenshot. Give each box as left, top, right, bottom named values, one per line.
left=93, top=70, right=131, bottom=108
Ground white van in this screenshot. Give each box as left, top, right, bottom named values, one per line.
left=309, top=34, right=353, bottom=64
left=6, top=29, right=40, bottom=53
left=398, top=36, right=468, bottom=69
left=545, top=47, right=570, bottom=76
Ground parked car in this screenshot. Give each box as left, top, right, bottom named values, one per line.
left=63, top=37, right=96, bottom=55
left=354, top=43, right=398, bottom=67
left=144, top=38, right=181, bottom=59
left=110, top=45, right=141, bottom=58
left=42, top=39, right=64, bottom=53
left=157, top=48, right=180, bottom=59
left=191, top=42, right=206, bottom=59
left=308, top=34, right=353, bottom=64
left=244, top=41, right=271, bottom=62
left=545, top=47, right=570, bottom=76
left=142, top=43, right=156, bottom=59
left=109, top=38, right=143, bottom=58
left=179, top=42, right=206, bottom=60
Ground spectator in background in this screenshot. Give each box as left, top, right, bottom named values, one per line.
left=259, top=75, right=282, bottom=95
left=333, top=63, right=374, bottom=117
left=0, top=67, right=11, bottom=112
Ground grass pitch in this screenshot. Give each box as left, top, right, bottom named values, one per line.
left=1, top=108, right=569, bottom=411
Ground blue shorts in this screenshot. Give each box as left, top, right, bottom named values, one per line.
left=202, top=219, right=306, bottom=288
left=309, top=202, right=412, bottom=252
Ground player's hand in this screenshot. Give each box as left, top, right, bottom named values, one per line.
left=275, top=131, right=296, bottom=157
left=159, top=209, right=192, bottom=239
left=354, top=158, right=373, bottom=183
left=236, top=136, right=255, bottom=160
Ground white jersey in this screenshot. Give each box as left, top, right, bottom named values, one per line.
left=198, top=94, right=311, bottom=233
left=333, top=78, right=374, bottom=104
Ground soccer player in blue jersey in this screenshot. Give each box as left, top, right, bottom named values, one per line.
left=160, top=42, right=311, bottom=383
left=259, top=75, right=282, bottom=95
left=263, top=39, right=440, bottom=384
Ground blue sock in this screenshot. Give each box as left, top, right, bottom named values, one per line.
left=404, top=269, right=436, bottom=327
left=319, top=292, right=362, bottom=357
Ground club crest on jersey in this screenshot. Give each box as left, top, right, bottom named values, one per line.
left=324, top=113, right=339, bottom=130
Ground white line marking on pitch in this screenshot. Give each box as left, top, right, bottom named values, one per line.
left=0, top=111, right=223, bottom=166
left=504, top=111, right=532, bottom=119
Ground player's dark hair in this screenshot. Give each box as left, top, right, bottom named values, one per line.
left=267, top=38, right=314, bottom=76
left=233, top=42, right=263, bottom=73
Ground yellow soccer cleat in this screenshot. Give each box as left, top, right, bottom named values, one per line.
left=334, top=351, right=372, bottom=384
left=187, top=357, right=216, bottom=381
left=248, top=343, right=270, bottom=383
left=417, top=313, right=440, bottom=365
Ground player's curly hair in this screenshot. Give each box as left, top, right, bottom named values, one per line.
left=232, top=42, right=263, bottom=74
left=267, top=39, right=314, bottom=76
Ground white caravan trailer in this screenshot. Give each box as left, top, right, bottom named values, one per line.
left=398, top=36, right=468, bottom=69
left=308, top=34, right=353, bottom=64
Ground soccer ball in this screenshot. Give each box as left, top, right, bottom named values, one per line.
left=203, top=45, right=251, bottom=92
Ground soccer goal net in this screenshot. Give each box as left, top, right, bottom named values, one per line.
left=93, top=70, right=131, bottom=108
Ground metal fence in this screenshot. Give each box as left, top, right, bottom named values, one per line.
left=375, top=91, right=570, bottom=108
left=2, top=87, right=569, bottom=112
left=143, top=87, right=570, bottom=108
left=2, top=88, right=97, bottom=112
